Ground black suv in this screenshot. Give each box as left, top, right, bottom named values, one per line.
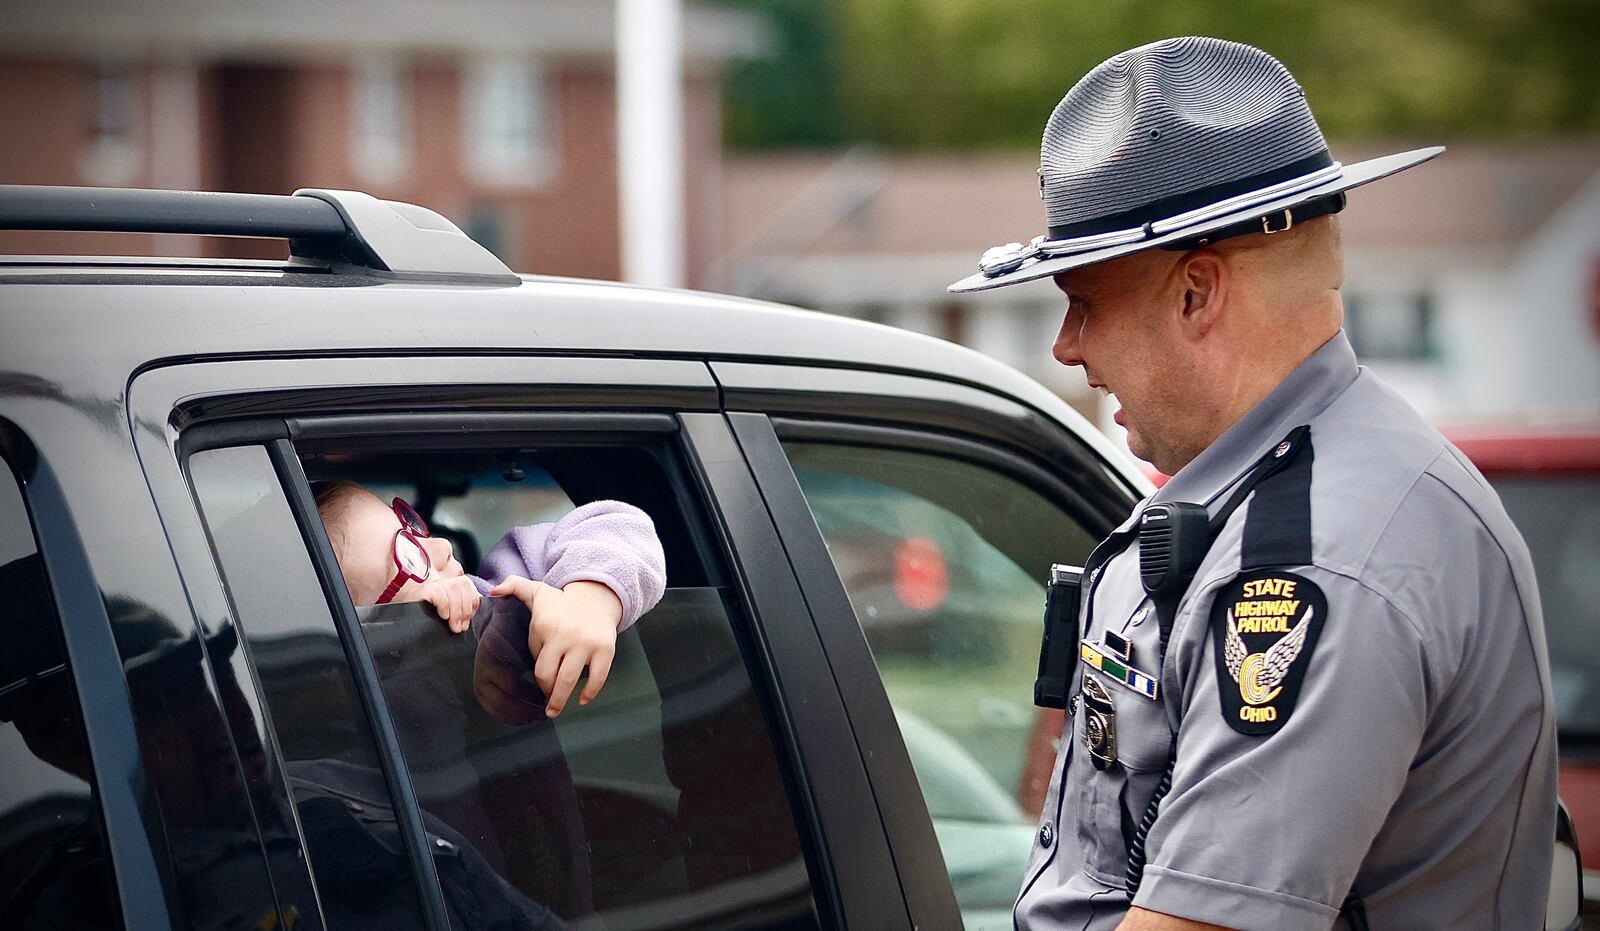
left=0, top=186, right=1146, bottom=930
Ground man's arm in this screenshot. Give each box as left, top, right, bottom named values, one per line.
left=1130, top=568, right=1431, bottom=929
left=1118, top=907, right=1231, bottom=931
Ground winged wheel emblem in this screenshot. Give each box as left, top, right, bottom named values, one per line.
left=1224, top=606, right=1314, bottom=706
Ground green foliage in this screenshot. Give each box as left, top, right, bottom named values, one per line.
left=715, top=0, right=1600, bottom=149
left=710, top=0, right=846, bottom=148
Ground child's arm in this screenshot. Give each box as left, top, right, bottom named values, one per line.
left=486, top=576, right=618, bottom=717
left=471, top=501, right=667, bottom=716
left=475, top=500, right=666, bottom=630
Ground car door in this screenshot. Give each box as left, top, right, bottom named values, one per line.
left=712, top=361, right=1142, bottom=929
left=130, top=354, right=930, bottom=930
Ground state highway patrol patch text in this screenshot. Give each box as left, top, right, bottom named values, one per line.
left=1210, top=569, right=1327, bottom=735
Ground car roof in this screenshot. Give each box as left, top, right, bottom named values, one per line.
left=0, top=260, right=1037, bottom=401
left=0, top=265, right=1149, bottom=493
left=0, top=185, right=1144, bottom=487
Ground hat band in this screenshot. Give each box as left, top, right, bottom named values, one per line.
left=1045, top=149, right=1334, bottom=240
left=978, top=159, right=1344, bottom=278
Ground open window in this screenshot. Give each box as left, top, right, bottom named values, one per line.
left=186, top=416, right=827, bottom=930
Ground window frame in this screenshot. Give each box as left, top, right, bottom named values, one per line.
left=283, top=408, right=887, bottom=927
left=81, top=60, right=142, bottom=186
left=132, top=354, right=923, bottom=927
left=288, top=411, right=846, bottom=925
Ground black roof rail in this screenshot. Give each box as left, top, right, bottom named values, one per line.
left=0, top=185, right=520, bottom=284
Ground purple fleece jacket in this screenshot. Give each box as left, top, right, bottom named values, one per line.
left=465, top=499, right=666, bottom=639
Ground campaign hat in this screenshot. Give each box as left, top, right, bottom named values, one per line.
left=949, top=36, right=1441, bottom=293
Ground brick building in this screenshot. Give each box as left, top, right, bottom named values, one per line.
left=0, top=0, right=761, bottom=285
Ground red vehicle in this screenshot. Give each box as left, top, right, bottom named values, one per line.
left=1447, top=424, right=1600, bottom=864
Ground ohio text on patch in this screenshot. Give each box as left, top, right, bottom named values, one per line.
left=1209, top=569, right=1326, bottom=735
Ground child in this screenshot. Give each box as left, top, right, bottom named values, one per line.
left=312, top=481, right=666, bottom=718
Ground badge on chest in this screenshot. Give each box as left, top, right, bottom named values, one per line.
left=1079, top=676, right=1118, bottom=771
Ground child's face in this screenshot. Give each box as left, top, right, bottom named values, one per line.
left=332, top=488, right=465, bottom=605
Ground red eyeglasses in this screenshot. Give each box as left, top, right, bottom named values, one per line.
left=376, top=498, right=433, bottom=605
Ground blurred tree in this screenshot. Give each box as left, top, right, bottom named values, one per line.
left=715, top=0, right=1600, bottom=149
left=711, top=0, right=846, bottom=148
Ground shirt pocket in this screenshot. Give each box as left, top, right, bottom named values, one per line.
left=1075, top=670, right=1174, bottom=887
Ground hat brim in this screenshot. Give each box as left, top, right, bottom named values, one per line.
left=948, top=146, right=1443, bottom=293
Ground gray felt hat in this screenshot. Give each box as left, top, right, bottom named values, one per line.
left=949, top=36, right=1442, bottom=293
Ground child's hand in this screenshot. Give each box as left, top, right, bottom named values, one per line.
left=487, top=576, right=623, bottom=717
left=416, top=575, right=481, bottom=634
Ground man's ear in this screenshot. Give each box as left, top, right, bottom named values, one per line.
left=1177, top=250, right=1228, bottom=340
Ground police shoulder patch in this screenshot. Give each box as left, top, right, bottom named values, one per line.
left=1209, top=569, right=1326, bottom=736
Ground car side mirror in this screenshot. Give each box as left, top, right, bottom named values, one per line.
left=1547, top=798, right=1583, bottom=931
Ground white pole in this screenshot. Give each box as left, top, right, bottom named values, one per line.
left=616, top=0, right=686, bottom=288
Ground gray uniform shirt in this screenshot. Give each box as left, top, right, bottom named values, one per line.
left=1015, top=332, right=1557, bottom=930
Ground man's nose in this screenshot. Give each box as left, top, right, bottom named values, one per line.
left=1053, top=308, right=1084, bottom=367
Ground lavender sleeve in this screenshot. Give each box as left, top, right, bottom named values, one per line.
left=468, top=499, right=667, bottom=635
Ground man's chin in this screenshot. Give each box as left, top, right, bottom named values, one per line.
left=1124, top=429, right=1151, bottom=464
left=1124, top=432, right=1176, bottom=477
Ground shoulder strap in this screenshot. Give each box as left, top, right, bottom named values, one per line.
left=1125, top=425, right=1314, bottom=898
left=1147, top=424, right=1314, bottom=639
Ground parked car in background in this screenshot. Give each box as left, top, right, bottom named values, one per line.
left=1448, top=423, right=1600, bottom=921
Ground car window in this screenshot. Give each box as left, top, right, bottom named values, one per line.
left=1488, top=475, right=1600, bottom=739
left=781, top=440, right=1098, bottom=926
left=189, top=444, right=433, bottom=928
left=302, top=439, right=823, bottom=929
left=0, top=460, right=123, bottom=929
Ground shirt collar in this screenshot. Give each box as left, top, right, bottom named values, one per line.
left=1151, top=329, right=1359, bottom=508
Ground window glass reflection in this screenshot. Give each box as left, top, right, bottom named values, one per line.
left=191, top=445, right=440, bottom=927
left=0, top=464, right=122, bottom=928
left=783, top=440, right=1097, bottom=927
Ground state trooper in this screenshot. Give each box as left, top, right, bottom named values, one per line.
left=949, top=37, right=1558, bottom=930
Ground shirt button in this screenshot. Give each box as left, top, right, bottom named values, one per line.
left=1039, top=821, right=1055, bottom=849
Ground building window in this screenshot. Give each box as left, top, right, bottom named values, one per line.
left=1345, top=288, right=1436, bottom=361
left=353, top=56, right=410, bottom=183
left=465, top=57, right=556, bottom=186
left=80, top=62, right=141, bottom=185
